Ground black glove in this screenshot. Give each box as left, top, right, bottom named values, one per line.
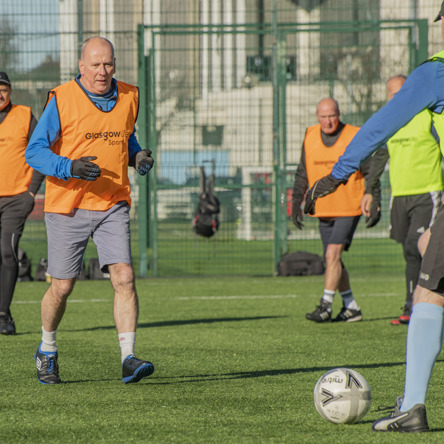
left=291, top=200, right=304, bottom=229
left=304, top=174, right=346, bottom=215
left=130, top=149, right=154, bottom=175
left=71, top=156, right=101, bottom=181
left=365, top=200, right=381, bottom=228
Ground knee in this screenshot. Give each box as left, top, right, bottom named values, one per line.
left=50, top=278, right=76, bottom=299
left=1, top=233, right=19, bottom=266
left=404, top=236, right=421, bottom=262
left=324, top=246, right=342, bottom=267
left=417, top=229, right=431, bottom=257
left=109, top=263, right=135, bottom=290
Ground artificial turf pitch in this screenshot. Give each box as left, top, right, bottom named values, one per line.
left=2, top=274, right=444, bottom=443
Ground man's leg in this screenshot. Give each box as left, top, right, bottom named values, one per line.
left=373, top=207, right=444, bottom=432
left=35, top=277, right=76, bottom=385
left=109, top=262, right=154, bottom=383
left=396, top=235, right=421, bottom=323
left=0, top=232, right=20, bottom=334
left=0, top=195, right=34, bottom=334
left=401, top=287, right=444, bottom=411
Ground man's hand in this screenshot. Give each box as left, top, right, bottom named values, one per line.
left=361, top=193, right=381, bottom=228
left=71, top=156, right=101, bottom=181
left=304, top=174, right=346, bottom=215
left=130, top=149, right=154, bottom=175
left=291, top=201, right=304, bottom=229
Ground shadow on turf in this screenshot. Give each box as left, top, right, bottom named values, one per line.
left=63, top=315, right=287, bottom=332
left=151, top=360, right=444, bottom=385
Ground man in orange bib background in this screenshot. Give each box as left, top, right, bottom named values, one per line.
left=0, top=72, right=44, bottom=335
left=291, top=98, right=378, bottom=323
left=25, top=37, right=155, bottom=384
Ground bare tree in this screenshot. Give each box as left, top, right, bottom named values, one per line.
left=0, top=16, right=18, bottom=70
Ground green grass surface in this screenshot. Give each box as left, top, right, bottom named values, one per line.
left=2, top=274, right=444, bottom=443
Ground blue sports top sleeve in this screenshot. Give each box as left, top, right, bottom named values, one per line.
left=331, top=61, right=444, bottom=180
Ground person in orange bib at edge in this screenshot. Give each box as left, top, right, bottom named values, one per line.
left=291, top=98, right=380, bottom=323
left=25, top=37, right=155, bottom=385
left=0, top=72, right=44, bottom=335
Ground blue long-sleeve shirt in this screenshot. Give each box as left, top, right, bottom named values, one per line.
left=331, top=60, right=444, bottom=180
left=25, top=76, right=142, bottom=180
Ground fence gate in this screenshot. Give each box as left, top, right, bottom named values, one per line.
left=136, top=18, right=427, bottom=278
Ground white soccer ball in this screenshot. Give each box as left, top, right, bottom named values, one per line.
left=313, top=368, right=371, bottom=424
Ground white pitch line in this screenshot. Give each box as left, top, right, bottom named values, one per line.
left=173, top=293, right=397, bottom=301
left=13, top=293, right=398, bottom=305
left=13, top=298, right=109, bottom=305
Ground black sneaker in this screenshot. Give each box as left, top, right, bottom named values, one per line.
left=122, top=354, right=154, bottom=383
left=306, top=300, right=331, bottom=322
left=35, top=343, right=61, bottom=384
left=0, top=312, right=15, bottom=335
left=372, top=396, right=429, bottom=433
left=332, top=306, right=362, bottom=322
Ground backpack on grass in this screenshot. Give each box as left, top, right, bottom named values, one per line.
left=192, top=166, right=220, bottom=238
left=277, top=251, right=324, bottom=276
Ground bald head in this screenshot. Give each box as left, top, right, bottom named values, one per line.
left=316, top=98, right=340, bottom=135
left=386, top=75, right=406, bottom=101
left=80, top=37, right=115, bottom=60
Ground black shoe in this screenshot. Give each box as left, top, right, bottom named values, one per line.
left=332, top=306, right=362, bottom=322
left=372, top=396, right=429, bottom=433
left=122, top=354, right=154, bottom=383
left=0, top=312, right=15, bottom=335
left=305, top=300, right=331, bottom=322
left=35, top=343, right=61, bottom=384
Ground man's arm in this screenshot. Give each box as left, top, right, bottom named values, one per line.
left=27, top=112, right=45, bottom=195
left=291, top=144, right=309, bottom=229
left=305, top=61, right=444, bottom=214
left=363, top=147, right=389, bottom=196
left=25, top=97, right=72, bottom=180
left=332, top=61, right=444, bottom=181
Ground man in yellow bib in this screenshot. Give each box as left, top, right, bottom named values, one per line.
left=292, top=98, right=377, bottom=323
left=26, top=37, right=155, bottom=384
left=362, top=75, right=443, bottom=326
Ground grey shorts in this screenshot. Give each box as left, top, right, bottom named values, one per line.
left=318, top=216, right=361, bottom=253
left=45, top=201, right=132, bottom=279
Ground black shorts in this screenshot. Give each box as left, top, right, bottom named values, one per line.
left=390, top=192, right=441, bottom=244
left=418, top=205, right=444, bottom=293
left=318, top=216, right=361, bottom=253
left=0, top=192, right=35, bottom=235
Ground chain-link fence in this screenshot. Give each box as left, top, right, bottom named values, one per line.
left=2, top=0, right=443, bottom=277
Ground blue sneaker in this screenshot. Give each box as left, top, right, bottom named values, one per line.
left=35, top=343, right=61, bottom=384
left=122, top=354, right=154, bottom=383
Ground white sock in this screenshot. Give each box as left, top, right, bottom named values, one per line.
left=119, top=332, right=136, bottom=363
left=322, top=289, right=335, bottom=308
left=41, top=327, right=57, bottom=352
left=340, top=290, right=359, bottom=310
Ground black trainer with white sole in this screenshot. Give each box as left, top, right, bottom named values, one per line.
left=305, top=299, right=331, bottom=322
left=332, top=306, right=362, bottom=322
left=372, top=397, right=429, bottom=433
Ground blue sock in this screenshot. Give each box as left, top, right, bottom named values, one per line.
left=401, top=303, right=444, bottom=411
